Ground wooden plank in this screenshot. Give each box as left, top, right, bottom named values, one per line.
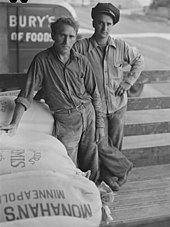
left=128, top=164, right=170, bottom=182
left=127, top=96, right=170, bottom=111
left=125, top=109, right=170, bottom=136
left=122, top=146, right=170, bottom=167
left=141, top=84, right=170, bottom=97
left=115, top=181, right=170, bottom=203
left=125, top=109, right=170, bottom=125
left=107, top=164, right=170, bottom=226
left=124, top=70, right=170, bottom=84
left=124, top=122, right=170, bottom=136
left=122, top=133, right=170, bottom=166
left=123, top=133, right=170, bottom=150
left=111, top=205, right=170, bottom=225
left=107, top=216, right=170, bottom=227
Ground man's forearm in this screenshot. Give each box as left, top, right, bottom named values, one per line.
left=11, top=103, right=26, bottom=127
left=126, top=55, right=144, bottom=86
left=91, top=99, right=105, bottom=129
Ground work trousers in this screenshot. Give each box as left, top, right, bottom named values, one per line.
left=99, top=105, right=132, bottom=179
left=53, top=103, right=99, bottom=182
left=108, top=105, right=127, bottom=151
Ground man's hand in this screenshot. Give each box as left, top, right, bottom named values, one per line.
left=0, top=123, right=18, bottom=136
left=95, top=127, right=105, bottom=144
left=115, top=81, right=131, bottom=96
left=0, top=103, right=25, bottom=136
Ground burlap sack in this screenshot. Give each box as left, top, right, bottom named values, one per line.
left=0, top=216, right=97, bottom=227
left=0, top=171, right=102, bottom=225
left=0, top=96, right=54, bottom=135
left=0, top=130, right=81, bottom=176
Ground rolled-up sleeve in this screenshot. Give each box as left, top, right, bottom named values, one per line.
left=15, top=56, right=44, bottom=110
left=123, top=43, right=145, bottom=86
left=83, top=58, right=104, bottom=128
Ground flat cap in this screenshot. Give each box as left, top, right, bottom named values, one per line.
left=91, top=2, right=120, bottom=25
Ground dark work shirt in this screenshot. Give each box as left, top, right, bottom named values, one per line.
left=16, top=45, right=104, bottom=128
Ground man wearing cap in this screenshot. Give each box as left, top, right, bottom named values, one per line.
left=73, top=2, right=144, bottom=191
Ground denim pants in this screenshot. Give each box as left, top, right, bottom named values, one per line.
left=53, top=103, right=99, bottom=182
left=98, top=105, right=132, bottom=179
left=108, top=105, right=127, bottom=151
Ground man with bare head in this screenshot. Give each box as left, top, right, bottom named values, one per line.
left=0, top=17, right=105, bottom=182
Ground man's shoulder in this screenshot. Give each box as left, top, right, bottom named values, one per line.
left=74, top=37, right=90, bottom=52
left=73, top=49, right=92, bottom=68
left=76, top=37, right=90, bottom=45
left=73, top=49, right=90, bottom=62
left=111, top=36, right=126, bottom=47
left=34, top=47, right=51, bottom=61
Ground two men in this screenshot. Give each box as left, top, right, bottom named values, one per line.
left=1, top=3, right=144, bottom=192
left=0, top=17, right=104, bottom=182
left=74, top=3, right=144, bottom=190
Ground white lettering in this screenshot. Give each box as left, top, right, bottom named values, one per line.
left=31, top=33, right=37, bottom=42
left=25, top=32, right=53, bottom=42
left=19, top=15, right=27, bottom=28
left=48, top=16, right=56, bottom=24
left=9, top=15, right=17, bottom=27
left=37, top=16, right=46, bottom=28
left=29, top=16, right=36, bottom=27
left=18, top=32, right=24, bottom=41
left=11, top=32, right=24, bottom=41
left=37, top=33, right=43, bottom=42
left=11, top=32, right=17, bottom=41
left=44, top=33, right=53, bottom=42
left=26, top=32, right=31, bottom=42
left=9, top=15, right=56, bottom=28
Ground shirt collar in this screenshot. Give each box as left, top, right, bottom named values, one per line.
left=49, top=45, right=80, bottom=61
left=88, top=35, right=116, bottom=51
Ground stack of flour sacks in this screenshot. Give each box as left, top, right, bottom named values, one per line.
left=0, top=92, right=102, bottom=227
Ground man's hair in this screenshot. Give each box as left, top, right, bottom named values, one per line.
left=51, top=17, right=79, bottom=35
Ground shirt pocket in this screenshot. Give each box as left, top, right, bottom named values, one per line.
left=113, top=61, right=123, bottom=78
left=73, top=70, right=86, bottom=96
left=109, top=62, right=123, bottom=91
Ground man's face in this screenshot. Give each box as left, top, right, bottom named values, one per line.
left=93, top=14, right=114, bottom=39
left=52, top=23, right=77, bottom=55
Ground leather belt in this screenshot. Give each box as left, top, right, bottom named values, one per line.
left=54, top=103, right=90, bottom=114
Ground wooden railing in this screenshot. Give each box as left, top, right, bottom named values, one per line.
left=123, top=70, right=170, bottom=167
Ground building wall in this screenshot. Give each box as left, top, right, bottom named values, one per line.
left=0, top=4, right=9, bottom=73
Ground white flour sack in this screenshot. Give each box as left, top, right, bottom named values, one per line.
left=0, top=216, right=97, bottom=227
left=0, top=96, right=54, bottom=135
left=0, top=171, right=102, bottom=225
left=0, top=130, right=80, bottom=176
